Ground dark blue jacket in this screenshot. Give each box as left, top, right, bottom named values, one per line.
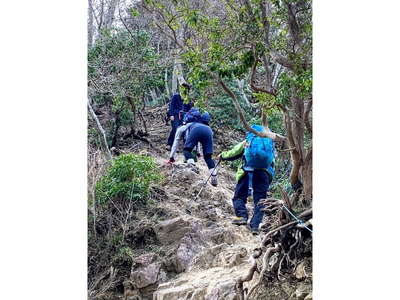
left=168, top=94, right=192, bottom=117
left=168, top=94, right=183, bottom=117
left=183, top=101, right=193, bottom=113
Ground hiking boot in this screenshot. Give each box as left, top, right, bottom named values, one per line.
left=232, top=217, right=248, bottom=226
left=250, top=228, right=259, bottom=235
left=186, top=158, right=195, bottom=166
left=185, top=159, right=199, bottom=173
left=211, top=175, right=218, bottom=187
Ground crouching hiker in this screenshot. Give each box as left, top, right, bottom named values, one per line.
left=168, top=109, right=218, bottom=186
left=217, top=124, right=275, bottom=235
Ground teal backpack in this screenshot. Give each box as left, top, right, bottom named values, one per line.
left=244, top=125, right=275, bottom=170
left=243, top=125, right=275, bottom=198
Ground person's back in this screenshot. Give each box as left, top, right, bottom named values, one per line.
left=168, top=94, right=183, bottom=116
left=218, top=124, right=275, bottom=235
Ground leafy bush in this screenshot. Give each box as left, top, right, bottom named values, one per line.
left=95, top=154, right=162, bottom=206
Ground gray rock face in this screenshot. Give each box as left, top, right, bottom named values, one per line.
left=152, top=266, right=245, bottom=300
left=163, top=235, right=203, bottom=274
left=131, top=262, right=162, bottom=289
left=155, top=217, right=191, bottom=245
left=133, top=253, right=156, bottom=267
left=204, top=279, right=239, bottom=300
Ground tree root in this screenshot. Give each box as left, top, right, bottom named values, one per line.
left=122, top=130, right=153, bottom=147
left=236, top=248, right=263, bottom=300
left=246, top=244, right=281, bottom=299
left=236, top=207, right=312, bottom=299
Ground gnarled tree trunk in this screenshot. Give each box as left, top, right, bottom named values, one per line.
left=88, top=98, right=112, bottom=160
left=303, top=147, right=312, bottom=202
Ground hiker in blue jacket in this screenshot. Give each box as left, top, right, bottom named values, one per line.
left=217, top=124, right=275, bottom=235
left=166, top=93, right=193, bottom=150
left=168, top=110, right=218, bottom=186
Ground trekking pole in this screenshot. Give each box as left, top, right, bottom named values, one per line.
left=193, top=159, right=222, bottom=202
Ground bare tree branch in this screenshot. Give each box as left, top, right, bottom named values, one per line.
left=249, top=58, right=277, bottom=96
left=88, top=98, right=112, bottom=161
left=217, top=77, right=286, bottom=142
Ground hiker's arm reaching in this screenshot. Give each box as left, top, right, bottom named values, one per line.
left=169, top=123, right=191, bottom=160
left=220, top=141, right=246, bottom=161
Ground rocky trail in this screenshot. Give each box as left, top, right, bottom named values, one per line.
left=150, top=159, right=263, bottom=300
left=115, top=108, right=312, bottom=300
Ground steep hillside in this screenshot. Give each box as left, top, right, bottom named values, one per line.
left=88, top=106, right=312, bottom=300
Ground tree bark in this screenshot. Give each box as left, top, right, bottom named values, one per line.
left=236, top=79, right=251, bottom=107
left=171, top=60, right=178, bottom=95
left=88, top=98, right=112, bottom=160
left=149, top=89, right=157, bottom=103
left=164, top=68, right=170, bottom=99
left=283, top=110, right=301, bottom=188
left=111, top=111, right=121, bottom=148
left=302, top=147, right=312, bottom=202
left=304, top=99, right=312, bottom=135
left=104, top=0, right=119, bottom=29
left=291, top=98, right=305, bottom=164
left=88, top=0, right=94, bottom=48
left=272, top=64, right=283, bottom=88
left=175, top=60, right=188, bottom=86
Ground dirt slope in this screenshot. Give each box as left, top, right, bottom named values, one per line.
left=113, top=107, right=312, bottom=300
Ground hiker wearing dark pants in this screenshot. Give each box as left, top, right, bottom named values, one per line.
left=218, top=124, right=275, bottom=235
left=168, top=109, right=208, bottom=163
left=182, top=122, right=218, bottom=186
left=232, top=170, right=270, bottom=231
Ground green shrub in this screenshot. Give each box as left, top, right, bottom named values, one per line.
left=95, top=154, right=162, bottom=206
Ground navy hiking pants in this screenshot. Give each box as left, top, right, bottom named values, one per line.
left=183, top=123, right=215, bottom=169
left=232, top=170, right=271, bottom=230
left=167, top=116, right=182, bottom=146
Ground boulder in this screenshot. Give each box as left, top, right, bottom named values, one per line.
left=131, top=262, right=161, bottom=289
left=133, top=253, right=156, bottom=267
left=164, top=235, right=203, bottom=273
left=290, top=286, right=310, bottom=300
left=294, top=261, right=307, bottom=280
left=205, top=279, right=239, bottom=300
left=206, top=228, right=235, bottom=245
left=304, top=294, right=312, bottom=300
left=153, top=284, right=199, bottom=300
left=155, top=217, right=191, bottom=245
left=189, top=244, right=228, bottom=271
left=153, top=263, right=248, bottom=300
